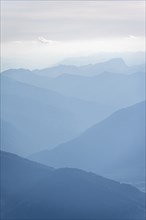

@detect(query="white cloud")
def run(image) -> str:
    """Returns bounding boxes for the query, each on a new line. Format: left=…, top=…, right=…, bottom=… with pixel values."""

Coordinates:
left=1, top=1, right=145, bottom=42
left=128, top=35, right=137, bottom=39
left=38, top=37, right=53, bottom=45
left=1, top=1, right=145, bottom=70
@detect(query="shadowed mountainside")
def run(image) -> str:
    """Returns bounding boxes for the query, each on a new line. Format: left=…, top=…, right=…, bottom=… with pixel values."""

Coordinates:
left=1, top=151, right=145, bottom=220
left=29, top=101, right=145, bottom=187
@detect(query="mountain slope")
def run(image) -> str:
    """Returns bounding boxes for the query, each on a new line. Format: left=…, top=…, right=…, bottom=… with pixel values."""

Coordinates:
left=1, top=75, right=114, bottom=156
left=1, top=151, right=145, bottom=219
left=30, top=101, right=145, bottom=187
left=39, top=71, right=145, bottom=107
left=2, top=74, right=114, bottom=127
left=2, top=63, right=145, bottom=108
left=62, top=53, right=145, bottom=67
left=34, top=58, right=145, bottom=77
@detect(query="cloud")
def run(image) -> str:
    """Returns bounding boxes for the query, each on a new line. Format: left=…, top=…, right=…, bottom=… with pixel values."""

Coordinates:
left=1, top=1, right=145, bottom=70
left=1, top=1, right=145, bottom=42
left=128, top=35, right=137, bottom=39
left=38, top=37, right=53, bottom=44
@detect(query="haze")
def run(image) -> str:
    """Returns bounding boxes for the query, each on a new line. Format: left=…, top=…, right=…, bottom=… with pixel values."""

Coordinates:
left=1, top=0, right=145, bottom=70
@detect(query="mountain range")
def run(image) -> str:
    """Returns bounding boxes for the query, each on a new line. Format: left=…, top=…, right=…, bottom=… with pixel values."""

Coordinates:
left=1, top=75, right=115, bottom=156
left=30, top=101, right=145, bottom=190
left=34, top=58, right=145, bottom=77
left=1, top=151, right=145, bottom=219
left=1, top=57, right=145, bottom=219
left=40, top=71, right=145, bottom=107
left=2, top=59, right=145, bottom=109
left=62, top=52, right=145, bottom=67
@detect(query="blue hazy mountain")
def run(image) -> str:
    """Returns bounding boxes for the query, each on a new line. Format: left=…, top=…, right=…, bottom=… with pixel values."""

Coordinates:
left=30, top=101, right=145, bottom=188
left=35, top=71, right=145, bottom=107
left=1, top=119, right=33, bottom=155
left=2, top=65, right=145, bottom=108
left=1, top=75, right=114, bottom=156
left=1, top=151, right=145, bottom=219
left=34, top=58, right=145, bottom=77
left=62, top=52, right=146, bottom=67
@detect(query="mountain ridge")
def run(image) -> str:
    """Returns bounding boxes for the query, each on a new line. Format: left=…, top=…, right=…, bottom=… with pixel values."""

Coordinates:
left=1, top=150, right=145, bottom=219
left=1, top=75, right=115, bottom=155
left=29, top=101, right=145, bottom=188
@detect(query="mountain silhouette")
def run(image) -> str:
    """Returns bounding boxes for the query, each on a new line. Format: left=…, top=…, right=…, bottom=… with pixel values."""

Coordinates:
left=38, top=71, right=145, bottom=107
left=62, top=52, right=145, bottom=67
left=1, top=151, right=145, bottom=219
left=2, top=60, right=145, bottom=108
left=34, top=58, right=145, bottom=77
left=1, top=75, right=114, bottom=156
left=30, top=101, right=145, bottom=188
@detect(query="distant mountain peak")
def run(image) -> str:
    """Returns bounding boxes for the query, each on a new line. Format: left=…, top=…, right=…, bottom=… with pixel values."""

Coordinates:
left=107, top=58, right=126, bottom=64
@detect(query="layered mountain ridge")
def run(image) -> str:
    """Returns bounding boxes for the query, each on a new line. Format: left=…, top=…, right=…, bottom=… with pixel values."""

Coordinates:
left=30, top=101, right=145, bottom=189
left=1, top=151, right=145, bottom=220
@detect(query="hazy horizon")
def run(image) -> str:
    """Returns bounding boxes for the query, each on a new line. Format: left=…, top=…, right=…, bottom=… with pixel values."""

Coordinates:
left=1, top=0, right=145, bottom=71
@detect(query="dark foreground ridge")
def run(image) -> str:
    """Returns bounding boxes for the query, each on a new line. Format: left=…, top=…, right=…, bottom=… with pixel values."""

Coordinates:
left=1, top=151, right=145, bottom=219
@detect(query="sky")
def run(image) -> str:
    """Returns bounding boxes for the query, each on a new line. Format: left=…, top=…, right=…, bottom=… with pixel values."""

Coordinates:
left=1, top=0, right=145, bottom=70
